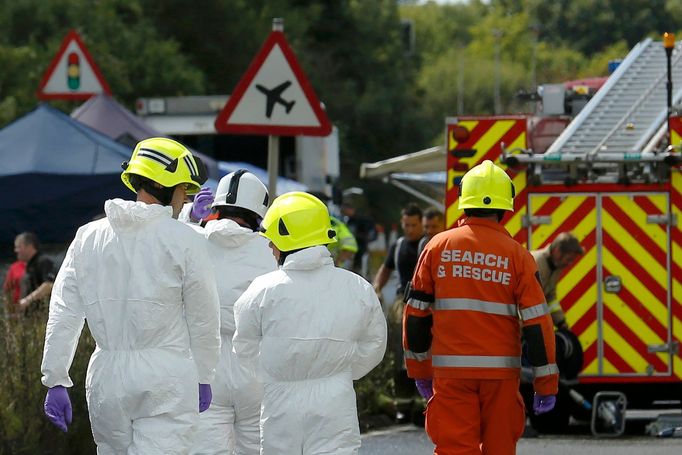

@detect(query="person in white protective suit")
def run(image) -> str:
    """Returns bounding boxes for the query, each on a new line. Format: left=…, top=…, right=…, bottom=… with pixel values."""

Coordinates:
left=233, top=192, right=387, bottom=455
left=40, top=137, right=221, bottom=454
left=190, top=169, right=278, bottom=455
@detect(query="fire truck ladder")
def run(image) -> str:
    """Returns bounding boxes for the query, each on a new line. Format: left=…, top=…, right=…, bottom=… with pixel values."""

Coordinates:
left=545, top=38, right=682, bottom=160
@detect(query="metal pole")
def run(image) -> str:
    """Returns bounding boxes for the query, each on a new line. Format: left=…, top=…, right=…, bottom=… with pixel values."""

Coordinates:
left=267, top=17, right=283, bottom=202
left=663, top=32, right=675, bottom=146
left=267, top=135, right=279, bottom=202
left=666, top=46, right=673, bottom=146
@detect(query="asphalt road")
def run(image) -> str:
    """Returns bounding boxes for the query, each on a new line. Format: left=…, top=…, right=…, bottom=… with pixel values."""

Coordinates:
left=359, top=425, right=682, bottom=455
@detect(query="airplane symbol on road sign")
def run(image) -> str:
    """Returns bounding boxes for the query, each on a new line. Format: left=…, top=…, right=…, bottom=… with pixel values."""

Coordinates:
left=256, top=81, right=295, bottom=118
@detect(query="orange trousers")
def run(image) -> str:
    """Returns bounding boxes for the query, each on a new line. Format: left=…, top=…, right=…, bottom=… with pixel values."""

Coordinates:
left=425, top=377, right=525, bottom=455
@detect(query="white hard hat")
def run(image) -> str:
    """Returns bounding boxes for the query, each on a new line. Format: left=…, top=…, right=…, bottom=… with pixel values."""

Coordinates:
left=211, top=169, right=269, bottom=218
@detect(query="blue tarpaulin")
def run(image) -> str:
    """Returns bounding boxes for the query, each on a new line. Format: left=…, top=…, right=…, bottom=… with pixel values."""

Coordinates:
left=0, top=104, right=135, bottom=243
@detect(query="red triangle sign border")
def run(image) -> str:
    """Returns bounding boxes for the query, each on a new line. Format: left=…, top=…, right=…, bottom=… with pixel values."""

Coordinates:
left=214, top=30, right=332, bottom=136
left=37, top=29, right=112, bottom=101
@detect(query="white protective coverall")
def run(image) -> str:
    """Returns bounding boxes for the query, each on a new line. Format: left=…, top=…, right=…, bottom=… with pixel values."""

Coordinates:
left=233, top=246, right=387, bottom=455
left=191, top=219, right=277, bottom=455
left=41, top=199, right=221, bottom=455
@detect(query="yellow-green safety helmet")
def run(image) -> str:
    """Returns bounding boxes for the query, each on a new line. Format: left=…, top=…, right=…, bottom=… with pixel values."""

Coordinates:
left=260, top=192, right=337, bottom=252
left=458, top=160, right=515, bottom=211
left=121, top=137, right=207, bottom=195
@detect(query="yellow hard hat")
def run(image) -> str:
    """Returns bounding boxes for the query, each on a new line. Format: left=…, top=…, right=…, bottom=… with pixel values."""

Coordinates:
left=121, top=137, right=207, bottom=195
left=260, top=192, right=337, bottom=252
left=458, top=160, right=515, bottom=211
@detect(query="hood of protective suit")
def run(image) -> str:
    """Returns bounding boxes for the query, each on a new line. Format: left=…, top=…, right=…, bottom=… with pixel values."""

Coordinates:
left=281, top=245, right=334, bottom=271
left=204, top=218, right=257, bottom=248
left=105, top=198, right=173, bottom=232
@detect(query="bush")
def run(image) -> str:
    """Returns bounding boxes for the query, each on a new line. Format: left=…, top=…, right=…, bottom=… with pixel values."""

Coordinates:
left=354, top=350, right=399, bottom=432
left=0, top=299, right=96, bottom=454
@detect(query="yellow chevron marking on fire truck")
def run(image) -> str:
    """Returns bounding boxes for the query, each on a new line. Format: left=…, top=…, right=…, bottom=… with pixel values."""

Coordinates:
left=602, top=358, right=617, bottom=374
left=560, top=246, right=596, bottom=296
left=564, top=281, right=597, bottom=325
left=610, top=195, right=667, bottom=251
left=602, top=248, right=667, bottom=326
left=446, top=200, right=460, bottom=228
left=504, top=172, right=527, bottom=240
left=447, top=168, right=457, bottom=192
left=674, top=241, right=682, bottom=272
left=602, top=211, right=666, bottom=286
left=532, top=196, right=589, bottom=247
left=673, top=169, right=682, bottom=192
left=578, top=320, right=598, bottom=374
left=569, top=207, right=596, bottom=244
left=606, top=293, right=665, bottom=346
left=647, top=194, right=668, bottom=215
left=448, top=120, right=479, bottom=151
left=672, top=129, right=681, bottom=147
left=603, top=323, right=648, bottom=373
left=468, top=120, right=517, bottom=165
left=530, top=194, right=550, bottom=209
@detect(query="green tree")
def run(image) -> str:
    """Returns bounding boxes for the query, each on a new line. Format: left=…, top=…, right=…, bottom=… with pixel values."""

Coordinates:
left=0, top=0, right=205, bottom=125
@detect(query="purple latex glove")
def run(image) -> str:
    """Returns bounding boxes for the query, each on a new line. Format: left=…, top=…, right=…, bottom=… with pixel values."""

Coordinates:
left=190, top=188, right=214, bottom=221
left=415, top=378, right=434, bottom=400
left=533, top=393, right=556, bottom=415
left=199, top=383, right=212, bottom=413
left=44, top=386, right=72, bottom=432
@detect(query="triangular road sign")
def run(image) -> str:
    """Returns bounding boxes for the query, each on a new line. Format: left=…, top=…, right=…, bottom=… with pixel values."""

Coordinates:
left=215, top=30, right=331, bottom=136
left=37, top=30, right=112, bottom=101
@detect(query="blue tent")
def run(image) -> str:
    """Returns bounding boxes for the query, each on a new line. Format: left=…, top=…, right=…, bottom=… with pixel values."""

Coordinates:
left=0, top=104, right=135, bottom=243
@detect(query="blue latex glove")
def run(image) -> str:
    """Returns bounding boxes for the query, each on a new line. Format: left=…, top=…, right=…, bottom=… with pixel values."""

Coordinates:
left=190, top=188, right=214, bottom=221
left=533, top=393, right=556, bottom=415
left=199, top=383, right=212, bottom=413
left=415, top=378, right=434, bottom=400
left=44, top=386, right=72, bottom=432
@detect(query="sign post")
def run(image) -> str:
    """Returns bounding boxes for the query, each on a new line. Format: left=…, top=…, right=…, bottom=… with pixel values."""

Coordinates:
left=214, top=18, right=331, bottom=201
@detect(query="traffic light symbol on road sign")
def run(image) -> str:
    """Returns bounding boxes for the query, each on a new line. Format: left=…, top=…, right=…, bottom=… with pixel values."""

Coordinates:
left=67, top=52, right=80, bottom=90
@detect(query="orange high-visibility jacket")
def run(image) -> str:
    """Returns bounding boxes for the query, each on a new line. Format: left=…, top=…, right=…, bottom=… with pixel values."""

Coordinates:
left=403, top=217, right=559, bottom=396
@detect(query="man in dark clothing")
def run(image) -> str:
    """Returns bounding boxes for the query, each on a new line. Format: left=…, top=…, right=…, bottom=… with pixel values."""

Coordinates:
left=373, top=204, right=424, bottom=298
left=15, top=232, right=56, bottom=313
left=372, top=203, right=424, bottom=421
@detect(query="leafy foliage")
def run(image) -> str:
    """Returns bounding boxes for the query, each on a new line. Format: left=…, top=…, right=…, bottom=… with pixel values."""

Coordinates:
left=0, top=301, right=96, bottom=454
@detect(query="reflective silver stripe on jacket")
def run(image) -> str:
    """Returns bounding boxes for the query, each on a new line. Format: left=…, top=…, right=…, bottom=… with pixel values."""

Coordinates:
left=404, top=349, right=431, bottom=362
left=520, top=302, right=550, bottom=321
left=407, top=298, right=432, bottom=310
left=435, top=298, right=517, bottom=317
left=432, top=355, right=521, bottom=368
left=533, top=363, right=559, bottom=377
